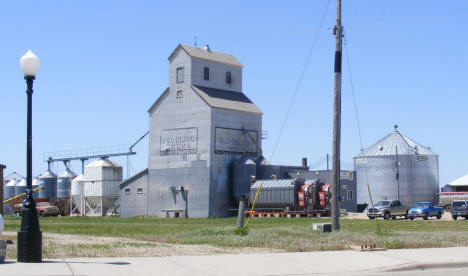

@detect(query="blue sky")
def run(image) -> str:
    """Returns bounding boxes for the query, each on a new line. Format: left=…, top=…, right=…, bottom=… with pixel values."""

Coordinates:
left=1, top=1, right=466, bottom=187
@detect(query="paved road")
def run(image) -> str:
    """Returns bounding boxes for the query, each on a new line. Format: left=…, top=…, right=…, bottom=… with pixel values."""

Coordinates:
left=1, top=246, right=468, bottom=275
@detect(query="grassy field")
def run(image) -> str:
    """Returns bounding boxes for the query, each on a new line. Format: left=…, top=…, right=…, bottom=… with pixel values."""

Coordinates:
left=4, top=216, right=468, bottom=258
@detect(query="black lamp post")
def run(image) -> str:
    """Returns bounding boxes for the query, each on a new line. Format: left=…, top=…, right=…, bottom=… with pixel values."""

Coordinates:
left=17, top=50, right=42, bottom=263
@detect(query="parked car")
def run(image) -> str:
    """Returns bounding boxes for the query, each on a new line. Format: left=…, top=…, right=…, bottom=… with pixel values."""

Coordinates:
left=36, top=202, right=59, bottom=217
left=407, top=202, right=444, bottom=220
left=367, top=200, right=408, bottom=220
left=450, top=200, right=468, bottom=220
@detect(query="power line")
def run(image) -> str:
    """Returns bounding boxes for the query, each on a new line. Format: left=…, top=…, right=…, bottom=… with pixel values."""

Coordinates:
left=343, top=33, right=381, bottom=233
left=269, top=0, right=332, bottom=162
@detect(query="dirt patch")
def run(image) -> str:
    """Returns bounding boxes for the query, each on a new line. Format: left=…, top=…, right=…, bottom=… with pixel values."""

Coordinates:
left=2, top=231, right=281, bottom=259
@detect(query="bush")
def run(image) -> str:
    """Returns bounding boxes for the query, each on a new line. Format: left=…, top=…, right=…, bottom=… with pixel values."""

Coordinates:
left=233, top=226, right=249, bottom=236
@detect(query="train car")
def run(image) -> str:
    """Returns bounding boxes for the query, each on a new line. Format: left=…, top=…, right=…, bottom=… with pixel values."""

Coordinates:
left=246, top=178, right=331, bottom=217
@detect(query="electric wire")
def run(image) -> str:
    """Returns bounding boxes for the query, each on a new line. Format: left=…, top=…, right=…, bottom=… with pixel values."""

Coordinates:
left=269, top=0, right=332, bottom=162
left=344, top=35, right=381, bottom=233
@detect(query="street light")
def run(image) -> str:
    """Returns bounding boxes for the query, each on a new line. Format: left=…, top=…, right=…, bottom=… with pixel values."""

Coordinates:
left=17, top=50, right=42, bottom=263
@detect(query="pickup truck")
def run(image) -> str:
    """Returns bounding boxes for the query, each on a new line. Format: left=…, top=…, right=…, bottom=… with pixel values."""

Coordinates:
left=367, top=200, right=408, bottom=220
left=450, top=200, right=468, bottom=220
left=407, top=202, right=444, bottom=220
left=36, top=202, right=59, bottom=217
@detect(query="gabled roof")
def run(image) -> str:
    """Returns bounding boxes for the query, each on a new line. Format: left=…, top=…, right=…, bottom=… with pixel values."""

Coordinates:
left=448, top=174, right=468, bottom=187
left=192, top=85, right=262, bottom=115
left=169, top=44, right=243, bottom=68
left=356, top=129, right=436, bottom=157
left=148, top=87, right=169, bottom=114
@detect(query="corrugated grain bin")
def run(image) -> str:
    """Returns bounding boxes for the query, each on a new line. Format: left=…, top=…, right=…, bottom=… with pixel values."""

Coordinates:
left=3, top=172, right=24, bottom=185
left=354, top=127, right=439, bottom=207
left=233, top=157, right=256, bottom=200
left=4, top=179, right=18, bottom=200
left=71, top=174, right=85, bottom=196
left=32, top=177, right=40, bottom=198
left=84, top=159, right=122, bottom=197
left=15, top=179, right=27, bottom=196
left=57, top=168, right=77, bottom=198
left=38, top=170, right=57, bottom=202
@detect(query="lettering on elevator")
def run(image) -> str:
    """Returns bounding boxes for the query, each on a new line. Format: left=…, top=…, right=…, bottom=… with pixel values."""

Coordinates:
left=160, top=127, right=198, bottom=155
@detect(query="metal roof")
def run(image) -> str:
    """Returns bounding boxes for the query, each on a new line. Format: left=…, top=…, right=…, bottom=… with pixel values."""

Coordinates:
left=39, top=170, right=57, bottom=179
left=72, top=174, right=86, bottom=182
left=169, top=44, right=243, bottom=68
left=5, top=179, right=18, bottom=186
left=251, top=179, right=295, bottom=189
left=85, top=159, right=121, bottom=168
left=448, top=174, right=468, bottom=187
left=59, top=168, right=77, bottom=178
left=356, top=129, right=436, bottom=157
left=192, top=85, right=262, bottom=114
left=4, top=172, right=25, bottom=181
left=119, top=168, right=148, bottom=187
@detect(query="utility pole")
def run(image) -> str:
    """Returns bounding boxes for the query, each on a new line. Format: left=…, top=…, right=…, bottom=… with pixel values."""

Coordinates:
left=331, top=0, right=343, bottom=231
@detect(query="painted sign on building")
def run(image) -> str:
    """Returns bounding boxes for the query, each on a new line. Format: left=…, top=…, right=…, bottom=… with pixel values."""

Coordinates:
left=160, top=127, right=198, bottom=155
left=215, top=127, right=258, bottom=155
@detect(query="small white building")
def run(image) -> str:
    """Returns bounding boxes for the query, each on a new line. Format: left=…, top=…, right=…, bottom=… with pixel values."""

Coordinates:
left=444, top=174, right=468, bottom=192
left=83, top=159, right=122, bottom=215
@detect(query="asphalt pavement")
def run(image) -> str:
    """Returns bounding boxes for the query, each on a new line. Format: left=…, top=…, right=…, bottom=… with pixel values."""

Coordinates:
left=1, top=246, right=468, bottom=275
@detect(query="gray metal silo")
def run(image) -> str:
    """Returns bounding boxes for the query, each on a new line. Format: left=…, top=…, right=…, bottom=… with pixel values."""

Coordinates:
left=32, top=177, right=40, bottom=198
left=4, top=179, right=18, bottom=200
left=57, top=168, right=77, bottom=198
left=38, top=170, right=57, bottom=204
left=233, top=156, right=257, bottom=201
left=4, top=172, right=25, bottom=184
left=354, top=126, right=439, bottom=207
left=15, top=179, right=27, bottom=196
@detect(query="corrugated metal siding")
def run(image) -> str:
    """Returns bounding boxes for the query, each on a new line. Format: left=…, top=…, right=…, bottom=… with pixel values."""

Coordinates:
left=84, top=162, right=122, bottom=197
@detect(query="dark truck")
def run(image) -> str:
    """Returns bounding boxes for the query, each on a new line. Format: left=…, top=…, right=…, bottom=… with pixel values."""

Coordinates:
left=367, top=200, right=408, bottom=220
left=450, top=200, right=468, bottom=220
left=407, top=202, right=444, bottom=220
left=439, top=192, right=468, bottom=211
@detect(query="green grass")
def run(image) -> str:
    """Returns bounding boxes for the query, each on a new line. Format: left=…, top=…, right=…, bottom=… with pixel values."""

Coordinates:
left=5, top=216, right=468, bottom=253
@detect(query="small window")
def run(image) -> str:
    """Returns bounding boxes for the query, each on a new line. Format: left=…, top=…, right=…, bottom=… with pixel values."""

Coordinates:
left=176, top=90, right=183, bottom=98
left=125, top=188, right=130, bottom=195
left=226, top=71, right=231, bottom=84
left=176, top=67, right=184, bottom=83
left=204, top=67, right=209, bottom=80
left=347, top=190, right=353, bottom=200
left=137, top=188, right=143, bottom=194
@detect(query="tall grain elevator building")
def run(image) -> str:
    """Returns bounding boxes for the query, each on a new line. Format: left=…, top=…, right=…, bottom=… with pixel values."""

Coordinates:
left=120, top=44, right=262, bottom=217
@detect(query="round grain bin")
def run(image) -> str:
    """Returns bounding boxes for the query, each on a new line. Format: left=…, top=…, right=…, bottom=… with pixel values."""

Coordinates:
left=4, top=179, right=18, bottom=200
left=57, top=168, right=77, bottom=198
left=32, top=177, right=40, bottom=198
left=233, top=157, right=257, bottom=200
left=15, top=179, right=27, bottom=196
left=354, top=127, right=439, bottom=207
left=71, top=174, right=85, bottom=214
left=38, top=170, right=57, bottom=203
left=3, top=172, right=25, bottom=185
left=71, top=174, right=85, bottom=196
